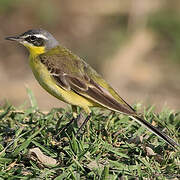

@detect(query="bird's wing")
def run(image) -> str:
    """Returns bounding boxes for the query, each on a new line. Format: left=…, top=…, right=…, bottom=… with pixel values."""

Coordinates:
left=39, top=47, right=179, bottom=149
left=39, top=47, right=136, bottom=115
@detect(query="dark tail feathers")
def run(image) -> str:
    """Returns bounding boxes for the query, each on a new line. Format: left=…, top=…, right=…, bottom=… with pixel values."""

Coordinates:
left=130, top=115, right=179, bottom=149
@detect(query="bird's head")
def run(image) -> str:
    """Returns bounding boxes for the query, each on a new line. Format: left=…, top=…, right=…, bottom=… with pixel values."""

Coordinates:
left=5, top=29, right=59, bottom=56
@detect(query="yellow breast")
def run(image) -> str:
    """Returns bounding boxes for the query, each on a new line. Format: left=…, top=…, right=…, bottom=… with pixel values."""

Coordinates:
left=29, top=55, right=96, bottom=110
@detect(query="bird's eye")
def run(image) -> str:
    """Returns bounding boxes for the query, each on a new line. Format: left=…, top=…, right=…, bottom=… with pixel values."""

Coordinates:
left=30, top=36, right=37, bottom=41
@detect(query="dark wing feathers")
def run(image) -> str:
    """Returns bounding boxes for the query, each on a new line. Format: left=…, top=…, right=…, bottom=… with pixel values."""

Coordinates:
left=64, top=75, right=135, bottom=115
left=53, top=75, right=70, bottom=90
left=65, top=75, right=88, bottom=91
left=39, top=50, right=136, bottom=115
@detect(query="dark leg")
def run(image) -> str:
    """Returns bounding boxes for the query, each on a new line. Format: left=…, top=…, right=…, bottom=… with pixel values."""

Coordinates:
left=75, top=112, right=92, bottom=137
left=55, top=114, right=80, bottom=138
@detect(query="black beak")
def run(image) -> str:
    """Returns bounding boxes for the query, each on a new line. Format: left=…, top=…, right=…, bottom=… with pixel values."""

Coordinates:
left=5, top=35, right=22, bottom=42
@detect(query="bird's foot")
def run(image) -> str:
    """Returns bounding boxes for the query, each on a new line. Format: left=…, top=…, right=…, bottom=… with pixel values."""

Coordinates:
left=75, top=112, right=92, bottom=137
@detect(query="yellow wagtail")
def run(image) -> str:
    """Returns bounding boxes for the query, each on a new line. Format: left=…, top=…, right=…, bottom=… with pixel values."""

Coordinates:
left=5, top=29, right=179, bottom=149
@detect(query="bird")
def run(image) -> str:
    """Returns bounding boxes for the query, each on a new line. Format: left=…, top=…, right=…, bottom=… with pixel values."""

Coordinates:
left=5, top=29, right=179, bottom=149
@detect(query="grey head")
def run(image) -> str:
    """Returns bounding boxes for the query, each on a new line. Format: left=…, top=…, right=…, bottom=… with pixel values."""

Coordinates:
left=5, top=29, right=59, bottom=50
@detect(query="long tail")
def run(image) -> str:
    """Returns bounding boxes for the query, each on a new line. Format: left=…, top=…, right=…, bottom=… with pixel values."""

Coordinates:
left=130, top=115, right=179, bottom=149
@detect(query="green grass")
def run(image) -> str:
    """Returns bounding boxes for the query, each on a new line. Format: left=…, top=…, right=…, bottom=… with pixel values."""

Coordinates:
left=0, top=91, right=179, bottom=179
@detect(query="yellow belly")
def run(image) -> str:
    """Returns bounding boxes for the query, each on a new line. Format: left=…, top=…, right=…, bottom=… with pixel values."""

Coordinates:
left=29, top=56, right=96, bottom=111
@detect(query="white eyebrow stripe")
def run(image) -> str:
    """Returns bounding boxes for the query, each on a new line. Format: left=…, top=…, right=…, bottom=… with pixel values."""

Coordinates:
left=23, top=34, right=48, bottom=40
left=33, top=34, right=48, bottom=40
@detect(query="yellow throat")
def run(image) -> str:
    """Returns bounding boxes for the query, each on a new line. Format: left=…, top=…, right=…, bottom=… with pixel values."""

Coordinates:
left=24, top=44, right=45, bottom=57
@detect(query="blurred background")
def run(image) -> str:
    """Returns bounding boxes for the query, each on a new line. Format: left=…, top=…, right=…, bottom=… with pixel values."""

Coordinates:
left=0, top=0, right=180, bottom=111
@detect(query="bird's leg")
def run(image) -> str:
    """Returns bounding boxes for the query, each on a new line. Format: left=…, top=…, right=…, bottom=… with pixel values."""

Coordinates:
left=55, top=105, right=80, bottom=137
left=75, top=112, right=92, bottom=137
left=57, top=114, right=80, bottom=135
left=71, top=105, right=78, bottom=120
